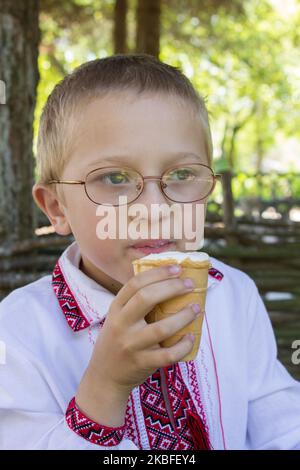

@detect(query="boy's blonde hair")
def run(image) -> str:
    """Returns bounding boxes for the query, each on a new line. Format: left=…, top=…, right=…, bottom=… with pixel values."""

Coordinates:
left=36, top=53, right=213, bottom=188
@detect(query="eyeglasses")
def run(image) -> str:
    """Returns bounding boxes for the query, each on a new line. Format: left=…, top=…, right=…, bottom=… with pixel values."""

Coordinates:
left=47, top=163, right=222, bottom=206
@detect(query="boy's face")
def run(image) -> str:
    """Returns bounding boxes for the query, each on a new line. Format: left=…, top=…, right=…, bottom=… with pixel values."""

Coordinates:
left=33, top=92, right=210, bottom=294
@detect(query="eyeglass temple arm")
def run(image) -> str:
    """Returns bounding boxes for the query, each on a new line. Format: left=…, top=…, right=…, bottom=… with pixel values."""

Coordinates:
left=47, top=180, right=85, bottom=184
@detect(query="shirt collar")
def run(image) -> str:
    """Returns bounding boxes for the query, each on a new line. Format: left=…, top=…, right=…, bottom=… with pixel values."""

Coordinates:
left=52, top=240, right=224, bottom=333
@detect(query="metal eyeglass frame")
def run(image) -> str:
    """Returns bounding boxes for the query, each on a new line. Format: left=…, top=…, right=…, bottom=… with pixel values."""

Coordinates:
left=47, top=162, right=222, bottom=206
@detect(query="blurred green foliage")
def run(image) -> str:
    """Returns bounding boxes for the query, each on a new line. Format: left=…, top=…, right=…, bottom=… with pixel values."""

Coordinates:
left=35, top=0, right=300, bottom=196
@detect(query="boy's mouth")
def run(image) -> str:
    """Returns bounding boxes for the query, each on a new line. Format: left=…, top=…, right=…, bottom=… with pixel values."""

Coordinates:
left=128, top=239, right=175, bottom=255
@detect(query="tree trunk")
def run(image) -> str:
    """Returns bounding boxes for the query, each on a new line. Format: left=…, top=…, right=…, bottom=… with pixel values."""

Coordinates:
left=0, top=0, right=40, bottom=243
left=135, top=0, right=160, bottom=58
left=114, top=0, right=128, bottom=54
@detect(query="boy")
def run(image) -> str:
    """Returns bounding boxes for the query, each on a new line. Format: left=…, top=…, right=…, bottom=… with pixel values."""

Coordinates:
left=0, top=54, right=300, bottom=450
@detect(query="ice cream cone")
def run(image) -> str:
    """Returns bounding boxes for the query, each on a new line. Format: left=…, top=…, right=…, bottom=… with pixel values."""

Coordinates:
left=132, top=251, right=211, bottom=362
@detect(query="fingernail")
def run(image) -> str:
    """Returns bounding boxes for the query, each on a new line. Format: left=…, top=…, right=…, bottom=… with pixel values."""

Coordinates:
left=168, top=265, right=181, bottom=275
left=191, top=303, right=200, bottom=314
left=184, top=278, right=194, bottom=289
left=187, top=333, right=195, bottom=343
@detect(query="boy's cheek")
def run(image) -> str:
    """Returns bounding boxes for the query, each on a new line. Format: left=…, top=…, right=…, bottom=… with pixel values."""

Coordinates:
left=81, top=239, right=123, bottom=273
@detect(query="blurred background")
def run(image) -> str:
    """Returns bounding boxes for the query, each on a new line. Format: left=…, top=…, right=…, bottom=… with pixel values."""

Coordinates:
left=0, top=0, right=300, bottom=378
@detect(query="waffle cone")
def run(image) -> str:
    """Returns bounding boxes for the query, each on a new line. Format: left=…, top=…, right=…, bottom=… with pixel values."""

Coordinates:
left=132, top=256, right=211, bottom=362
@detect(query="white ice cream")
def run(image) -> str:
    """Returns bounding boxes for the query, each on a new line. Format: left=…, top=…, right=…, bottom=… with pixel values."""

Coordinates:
left=139, top=250, right=209, bottom=263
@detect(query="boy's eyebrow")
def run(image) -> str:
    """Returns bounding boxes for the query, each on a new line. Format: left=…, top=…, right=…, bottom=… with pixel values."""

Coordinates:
left=86, top=152, right=203, bottom=168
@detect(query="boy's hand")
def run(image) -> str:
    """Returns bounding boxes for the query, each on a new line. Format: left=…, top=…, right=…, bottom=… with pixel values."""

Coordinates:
left=91, top=265, right=197, bottom=389
left=75, top=264, right=199, bottom=426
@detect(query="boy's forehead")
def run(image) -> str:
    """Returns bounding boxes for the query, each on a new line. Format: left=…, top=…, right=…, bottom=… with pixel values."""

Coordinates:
left=73, top=95, right=205, bottom=141
left=66, top=93, right=209, bottom=172
left=77, top=91, right=199, bottom=122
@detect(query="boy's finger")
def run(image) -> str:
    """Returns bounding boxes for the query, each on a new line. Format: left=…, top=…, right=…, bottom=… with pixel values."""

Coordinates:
left=132, top=303, right=200, bottom=350
left=142, top=334, right=195, bottom=370
left=120, top=277, right=195, bottom=325
left=116, top=264, right=182, bottom=307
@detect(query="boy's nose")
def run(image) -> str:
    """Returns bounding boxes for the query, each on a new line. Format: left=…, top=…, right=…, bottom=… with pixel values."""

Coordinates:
left=127, top=179, right=178, bottom=239
left=135, top=179, right=169, bottom=206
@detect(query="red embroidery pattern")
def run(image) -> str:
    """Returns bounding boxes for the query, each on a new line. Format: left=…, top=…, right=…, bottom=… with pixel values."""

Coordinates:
left=187, top=360, right=208, bottom=430
left=66, top=397, right=126, bottom=446
left=123, top=393, right=143, bottom=449
left=140, top=364, right=211, bottom=450
left=208, top=267, right=224, bottom=281
left=52, top=262, right=91, bottom=331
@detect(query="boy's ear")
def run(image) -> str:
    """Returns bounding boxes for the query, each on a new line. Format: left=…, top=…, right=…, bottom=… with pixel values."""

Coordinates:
left=32, top=183, right=72, bottom=235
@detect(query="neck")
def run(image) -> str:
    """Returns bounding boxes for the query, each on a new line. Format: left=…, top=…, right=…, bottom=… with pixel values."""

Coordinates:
left=79, top=257, right=123, bottom=295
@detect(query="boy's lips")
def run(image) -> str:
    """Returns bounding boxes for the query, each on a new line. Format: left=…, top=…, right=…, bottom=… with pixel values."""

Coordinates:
left=128, top=239, right=176, bottom=254
left=130, top=239, right=172, bottom=248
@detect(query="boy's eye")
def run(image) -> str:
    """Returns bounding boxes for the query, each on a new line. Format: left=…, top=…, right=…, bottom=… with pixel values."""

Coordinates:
left=167, top=168, right=195, bottom=181
left=100, top=171, right=131, bottom=185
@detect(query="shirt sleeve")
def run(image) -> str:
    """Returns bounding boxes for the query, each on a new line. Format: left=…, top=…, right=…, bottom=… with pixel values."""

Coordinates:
left=65, top=396, right=127, bottom=447
left=0, top=337, right=138, bottom=450
left=245, top=281, right=300, bottom=450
